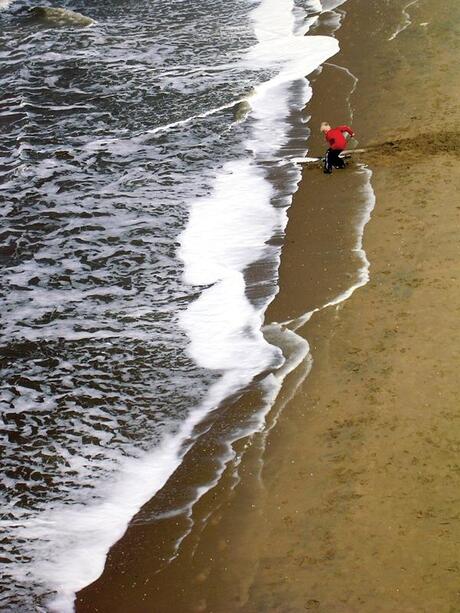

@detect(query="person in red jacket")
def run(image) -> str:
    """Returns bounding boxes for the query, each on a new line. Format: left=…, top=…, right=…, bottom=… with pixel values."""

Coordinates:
left=320, top=122, right=355, bottom=174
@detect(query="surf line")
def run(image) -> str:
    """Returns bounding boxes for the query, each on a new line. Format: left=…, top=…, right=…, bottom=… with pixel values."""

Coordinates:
left=147, top=97, right=252, bottom=136
left=388, top=0, right=418, bottom=41
left=278, top=164, right=376, bottom=334
left=140, top=0, right=364, bottom=577
left=324, top=61, right=358, bottom=122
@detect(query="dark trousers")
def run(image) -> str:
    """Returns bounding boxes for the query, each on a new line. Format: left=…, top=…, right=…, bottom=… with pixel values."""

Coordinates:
left=324, top=148, right=345, bottom=173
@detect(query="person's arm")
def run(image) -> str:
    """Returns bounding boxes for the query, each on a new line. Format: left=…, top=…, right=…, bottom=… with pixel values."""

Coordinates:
left=338, top=125, right=355, bottom=137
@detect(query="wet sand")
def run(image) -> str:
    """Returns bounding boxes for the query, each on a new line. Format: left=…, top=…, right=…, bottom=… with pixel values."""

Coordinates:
left=77, top=0, right=460, bottom=611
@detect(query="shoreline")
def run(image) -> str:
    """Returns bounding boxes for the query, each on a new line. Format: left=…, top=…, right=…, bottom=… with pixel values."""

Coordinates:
left=76, top=0, right=460, bottom=611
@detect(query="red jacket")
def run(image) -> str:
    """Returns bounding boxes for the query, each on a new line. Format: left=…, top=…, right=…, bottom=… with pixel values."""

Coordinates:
left=325, top=125, right=354, bottom=150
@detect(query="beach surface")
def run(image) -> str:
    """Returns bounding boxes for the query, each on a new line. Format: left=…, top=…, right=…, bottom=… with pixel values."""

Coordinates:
left=77, top=0, right=460, bottom=611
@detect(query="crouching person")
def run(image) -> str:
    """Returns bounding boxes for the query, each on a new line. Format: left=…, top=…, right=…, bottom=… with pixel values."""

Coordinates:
left=320, top=122, right=355, bottom=174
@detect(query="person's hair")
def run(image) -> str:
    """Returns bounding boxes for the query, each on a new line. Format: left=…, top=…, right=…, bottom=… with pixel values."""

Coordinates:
left=320, top=122, right=331, bottom=130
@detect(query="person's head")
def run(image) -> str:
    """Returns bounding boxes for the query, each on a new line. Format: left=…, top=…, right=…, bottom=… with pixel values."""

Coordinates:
left=320, top=122, right=331, bottom=133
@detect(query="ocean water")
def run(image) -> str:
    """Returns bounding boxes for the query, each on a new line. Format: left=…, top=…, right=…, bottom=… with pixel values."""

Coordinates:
left=0, top=0, right=342, bottom=610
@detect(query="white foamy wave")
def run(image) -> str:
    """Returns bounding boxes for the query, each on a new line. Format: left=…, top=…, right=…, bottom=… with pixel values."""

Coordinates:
left=180, top=271, right=281, bottom=373
left=179, top=0, right=338, bottom=374
left=179, top=161, right=277, bottom=287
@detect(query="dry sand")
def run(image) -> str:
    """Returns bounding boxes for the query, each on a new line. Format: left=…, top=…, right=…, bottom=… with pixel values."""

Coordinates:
left=246, top=138, right=460, bottom=613
left=77, top=0, right=460, bottom=611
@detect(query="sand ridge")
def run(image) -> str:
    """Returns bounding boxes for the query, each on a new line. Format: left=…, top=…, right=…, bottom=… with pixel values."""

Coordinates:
left=360, top=131, right=460, bottom=164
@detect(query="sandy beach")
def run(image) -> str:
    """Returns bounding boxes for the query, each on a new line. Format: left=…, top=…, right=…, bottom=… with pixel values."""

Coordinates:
left=77, top=0, right=460, bottom=611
